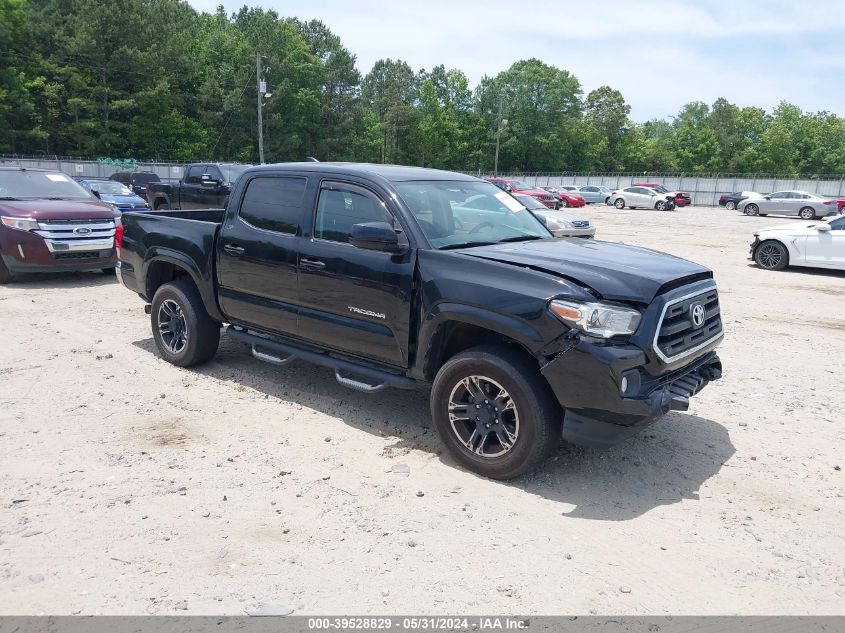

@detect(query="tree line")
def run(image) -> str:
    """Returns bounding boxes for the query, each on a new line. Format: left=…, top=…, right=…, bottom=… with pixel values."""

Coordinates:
left=2, top=0, right=845, bottom=176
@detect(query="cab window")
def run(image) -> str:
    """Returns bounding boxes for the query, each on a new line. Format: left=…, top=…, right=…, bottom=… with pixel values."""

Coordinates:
left=238, top=176, right=306, bottom=235
left=314, top=187, right=392, bottom=244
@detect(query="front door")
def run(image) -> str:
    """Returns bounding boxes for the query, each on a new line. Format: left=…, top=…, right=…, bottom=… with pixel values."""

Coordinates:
left=196, top=165, right=226, bottom=208
left=180, top=164, right=207, bottom=209
left=804, top=216, right=845, bottom=269
left=297, top=180, right=415, bottom=367
left=216, top=174, right=310, bottom=335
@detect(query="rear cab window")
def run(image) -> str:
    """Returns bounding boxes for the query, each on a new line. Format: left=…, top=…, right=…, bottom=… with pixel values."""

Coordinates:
left=237, top=176, right=307, bottom=235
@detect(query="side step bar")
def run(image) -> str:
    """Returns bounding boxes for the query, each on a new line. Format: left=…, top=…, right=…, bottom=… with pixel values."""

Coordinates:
left=226, top=326, right=417, bottom=393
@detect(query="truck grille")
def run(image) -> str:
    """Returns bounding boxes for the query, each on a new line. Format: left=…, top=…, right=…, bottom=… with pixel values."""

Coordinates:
left=654, top=287, right=722, bottom=362
left=572, top=220, right=590, bottom=228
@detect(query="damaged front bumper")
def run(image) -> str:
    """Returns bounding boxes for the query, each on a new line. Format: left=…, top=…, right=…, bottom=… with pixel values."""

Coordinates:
left=540, top=338, right=722, bottom=448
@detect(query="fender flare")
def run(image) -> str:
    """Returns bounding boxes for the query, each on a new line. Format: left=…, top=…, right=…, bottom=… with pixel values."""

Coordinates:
left=142, top=248, right=224, bottom=322
left=413, top=302, right=546, bottom=380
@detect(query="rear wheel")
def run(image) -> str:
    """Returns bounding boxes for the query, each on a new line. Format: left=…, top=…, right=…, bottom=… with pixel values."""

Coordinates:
left=745, top=203, right=759, bottom=216
left=0, top=258, right=13, bottom=284
left=604, top=197, right=610, bottom=205
left=151, top=278, right=220, bottom=367
left=725, top=201, right=736, bottom=210
left=754, top=240, right=789, bottom=271
left=799, top=207, right=816, bottom=220
left=431, top=345, right=561, bottom=480
left=614, top=198, right=625, bottom=209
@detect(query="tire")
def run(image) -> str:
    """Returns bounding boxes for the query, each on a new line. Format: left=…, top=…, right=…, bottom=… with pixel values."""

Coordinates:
left=430, top=344, right=561, bottom=480
left=604, top=197, right=610, bottom=205
left=614, top=198, right=625, bottom=209
left=155, top=200, right=171, bottom=211
left=745, top=203, right=759, bottom=216
left=562, top=199, right=570, bottom=208
left=799, top=207, right=816, bottom=220
left=655, top=200, right=668, bottom=211
left=725, top=201, right=736, bottom=210
left=754, top=240, right=789, bottom=271
left=0, top=257, right=13, bottom=284
left=150, top=278, right=220, bottom=367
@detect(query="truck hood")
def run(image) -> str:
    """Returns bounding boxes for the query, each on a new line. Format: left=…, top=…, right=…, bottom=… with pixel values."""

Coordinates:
left=456, top=238, right=711, bottom=302
left=0, top=198, right=118, bottom=220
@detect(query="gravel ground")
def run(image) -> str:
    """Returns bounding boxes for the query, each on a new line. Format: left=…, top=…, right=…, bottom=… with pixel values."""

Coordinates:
left=1, top=205, right=843, bottom=615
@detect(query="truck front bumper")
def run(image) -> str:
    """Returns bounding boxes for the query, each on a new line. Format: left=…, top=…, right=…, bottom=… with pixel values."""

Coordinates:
left=540, top=340, right=722, bottom=448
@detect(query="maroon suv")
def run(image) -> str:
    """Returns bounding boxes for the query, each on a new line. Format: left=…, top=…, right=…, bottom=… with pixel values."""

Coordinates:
left=0, top=168, right=120, bottom=283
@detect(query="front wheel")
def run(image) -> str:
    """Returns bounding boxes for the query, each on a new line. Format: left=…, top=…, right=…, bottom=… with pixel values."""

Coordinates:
left=726, top=201, right=736, bottom=210
left=431, top=345, right=561, bottom=480
left=754, top=240, right=789, bottom=271
left=614, top=198, right=625, bottom=209
left=744, top=203, right=759, bottom=216
left=799, top=207, right=816, bottom=220
left=655, top=200, right=668, bottom=211
left=151, top=278, right=220, bottom=367
left=0, top=257, right=13, bottom=284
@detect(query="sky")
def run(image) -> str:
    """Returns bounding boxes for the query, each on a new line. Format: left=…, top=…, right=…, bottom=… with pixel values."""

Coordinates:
left=186, top=0, right=845, bottom=122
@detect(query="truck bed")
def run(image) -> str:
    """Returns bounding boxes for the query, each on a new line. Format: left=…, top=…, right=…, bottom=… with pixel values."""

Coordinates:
left=118, top=208, right=226, bottom=304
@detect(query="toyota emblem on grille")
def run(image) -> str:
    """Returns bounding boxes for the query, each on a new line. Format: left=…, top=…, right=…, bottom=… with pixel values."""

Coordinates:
left=74, top=227, right=91, bottom=235
left=689, top=303, right=706, bottom=328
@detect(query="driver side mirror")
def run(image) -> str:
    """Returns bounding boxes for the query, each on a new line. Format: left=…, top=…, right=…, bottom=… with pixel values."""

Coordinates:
left=764, top=196, right=771, bottom=200
left=816, top=224, right=831, bottom=232
left=349, top=222, right=408, bottom=254
left=200, top=175, right=220, bottom=187
left=533, top=213, right=548, bottom=226
left=91, top=189, right=101, bottom=199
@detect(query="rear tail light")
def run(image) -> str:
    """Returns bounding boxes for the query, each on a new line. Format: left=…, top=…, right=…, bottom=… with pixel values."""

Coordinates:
left=823, top=200, right=834, bottom=205
left=115, top=221, right=124, bottom=259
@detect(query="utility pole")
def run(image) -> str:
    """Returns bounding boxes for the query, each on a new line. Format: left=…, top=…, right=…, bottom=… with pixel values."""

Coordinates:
left=494, top=94, right=507, bottom=177
left=256, top=52, right=265, bottom=164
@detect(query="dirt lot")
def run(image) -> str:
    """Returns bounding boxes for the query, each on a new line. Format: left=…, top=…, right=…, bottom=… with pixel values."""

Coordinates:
left=1, top=205, right=843, bottom=615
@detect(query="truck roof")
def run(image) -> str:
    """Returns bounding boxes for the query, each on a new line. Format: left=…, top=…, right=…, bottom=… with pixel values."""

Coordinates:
left=249, top=162, right=479, bottom=183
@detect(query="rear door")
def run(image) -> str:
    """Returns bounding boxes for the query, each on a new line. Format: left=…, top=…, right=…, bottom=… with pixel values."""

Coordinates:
left=195, top=165, right=226, bottom=208
left=297, top=179, right=415, bottom=367
left=216, top=173, right=311, bottom=335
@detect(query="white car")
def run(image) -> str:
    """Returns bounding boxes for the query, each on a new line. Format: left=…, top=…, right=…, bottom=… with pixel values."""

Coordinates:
left=512, top=193, right=595, bottom=238
left=607, top=186, right=676, bottom=211
left=750, top=214, right=845, bottom=271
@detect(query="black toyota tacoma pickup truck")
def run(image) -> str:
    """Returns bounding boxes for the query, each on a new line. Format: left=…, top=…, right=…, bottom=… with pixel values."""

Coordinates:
left=117, top=163, right=723, bottom=479
left=146, top=163, right=251, bottom=211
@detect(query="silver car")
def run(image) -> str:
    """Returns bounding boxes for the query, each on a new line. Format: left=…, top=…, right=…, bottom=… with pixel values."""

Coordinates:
left=607, top=186, right=676, bottom=211
left=513, top=194, right=595, bottom=238
left=576, top=185, right=613, bottom=204
left=738, top=190, right=839, bottom=220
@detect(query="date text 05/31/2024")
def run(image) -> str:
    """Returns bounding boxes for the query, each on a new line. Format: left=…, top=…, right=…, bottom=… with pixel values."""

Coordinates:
left=307, top=617, right=530, bottom=630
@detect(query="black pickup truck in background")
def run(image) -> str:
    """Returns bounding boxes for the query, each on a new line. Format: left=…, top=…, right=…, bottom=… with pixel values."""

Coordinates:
left=117, top=163, right=724, bottom=479
left=145, top=163, right=251, bottom=210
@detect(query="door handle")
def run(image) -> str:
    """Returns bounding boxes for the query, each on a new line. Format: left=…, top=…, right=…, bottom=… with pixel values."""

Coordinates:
left=223, top=244, right=245, bottom=257
left=300, top=257, right=326, bottom=270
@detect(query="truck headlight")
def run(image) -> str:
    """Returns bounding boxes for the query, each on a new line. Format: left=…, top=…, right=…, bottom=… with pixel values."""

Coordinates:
left=550, top=299, right=641, bottom=338
left=1, top=216, right=39, bottom=231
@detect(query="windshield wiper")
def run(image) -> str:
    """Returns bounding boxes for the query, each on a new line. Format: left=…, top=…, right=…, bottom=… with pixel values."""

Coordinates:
left=438, top=240, right=498, bottom=250
left=496, top=235, right=546, bottom=244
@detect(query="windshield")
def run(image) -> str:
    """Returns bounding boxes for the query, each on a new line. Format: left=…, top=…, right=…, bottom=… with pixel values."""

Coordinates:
left=651, top=185, right=669, bottom=193
left=395, top=180, right=551, bottom=249
left=513, top=194, right=547, bottom=210
left=129, top=173, right=159, bottom=184
left=508, top=180, right=532, bottom=191
left=220, top=164, right=251, bottom=183
left=85, top=181, right=132, bottom=195
left=0, top=170, right=92, bottom=200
